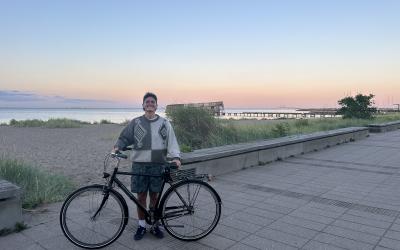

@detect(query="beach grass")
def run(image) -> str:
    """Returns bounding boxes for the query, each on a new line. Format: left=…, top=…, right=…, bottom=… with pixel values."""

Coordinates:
left=168, top=108, right=400, bottom=151
left=0, top=157, right=76, bottom=209
left=9, top=118, right=90, bottom=128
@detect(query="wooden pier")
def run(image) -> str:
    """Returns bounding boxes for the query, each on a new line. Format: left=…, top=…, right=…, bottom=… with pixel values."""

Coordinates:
left=222, top=111, right=340, bottom=119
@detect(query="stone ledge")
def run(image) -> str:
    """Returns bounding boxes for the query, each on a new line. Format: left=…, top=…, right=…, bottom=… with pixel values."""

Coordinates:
left=182, top=127, right=368, bottom=164
left=0, top=179, right=22, bottom=230
left=368, top=120, right=400, bottom=133
left=181, top=127, right=369, bottom=176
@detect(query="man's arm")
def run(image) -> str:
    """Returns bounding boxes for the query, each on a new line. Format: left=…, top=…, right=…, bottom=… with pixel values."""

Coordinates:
left=166, top=121, right=181, bottom=167
left=114, top=120, right=135, bottom=151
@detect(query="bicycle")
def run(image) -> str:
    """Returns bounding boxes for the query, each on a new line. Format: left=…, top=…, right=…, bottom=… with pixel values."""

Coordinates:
left=59, top=149, right=222, bottom=249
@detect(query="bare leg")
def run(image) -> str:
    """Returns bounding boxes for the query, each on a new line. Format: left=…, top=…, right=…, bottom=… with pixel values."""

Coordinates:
left=149, top=192, right=159, bottom=210
left=137, top=192, right=147, bottom=220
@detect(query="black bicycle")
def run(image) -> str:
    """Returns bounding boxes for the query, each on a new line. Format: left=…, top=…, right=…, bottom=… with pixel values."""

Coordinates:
left=59, top=150, right=222, bottom=249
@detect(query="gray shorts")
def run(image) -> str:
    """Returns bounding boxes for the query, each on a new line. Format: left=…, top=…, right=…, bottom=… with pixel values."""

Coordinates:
left=131, top=163, right=164, bottom=193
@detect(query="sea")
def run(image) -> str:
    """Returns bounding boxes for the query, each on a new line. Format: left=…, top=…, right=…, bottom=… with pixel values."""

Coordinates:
left=0, top=108, right=304, bottom=124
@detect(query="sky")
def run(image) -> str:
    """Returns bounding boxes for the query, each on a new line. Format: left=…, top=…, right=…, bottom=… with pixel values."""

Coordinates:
left=0, top=0, right=399, bottom=108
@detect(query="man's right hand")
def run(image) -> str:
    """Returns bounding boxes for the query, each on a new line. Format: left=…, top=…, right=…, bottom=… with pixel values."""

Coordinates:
left=112, top=146, right=119, bottom=153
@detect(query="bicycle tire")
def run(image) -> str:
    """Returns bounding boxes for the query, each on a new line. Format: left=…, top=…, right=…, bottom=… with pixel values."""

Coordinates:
left=160, top=179, right=221, bottom=241
left=60, top=185, right=128, bottom=249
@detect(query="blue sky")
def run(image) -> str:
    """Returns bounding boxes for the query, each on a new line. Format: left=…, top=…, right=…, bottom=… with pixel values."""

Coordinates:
left=1, top=0, right=399, bottom=108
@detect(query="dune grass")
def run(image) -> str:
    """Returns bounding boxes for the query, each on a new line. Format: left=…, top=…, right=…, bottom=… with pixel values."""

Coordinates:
left=0, top=157, right=75, bottom=209
left=9, top=118, right=90, bottom=128
left=167, top=107, right=400, bottom=151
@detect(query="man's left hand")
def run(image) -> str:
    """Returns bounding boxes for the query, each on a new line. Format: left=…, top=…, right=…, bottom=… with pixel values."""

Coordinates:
left=172, top=159, right=181, bottom=168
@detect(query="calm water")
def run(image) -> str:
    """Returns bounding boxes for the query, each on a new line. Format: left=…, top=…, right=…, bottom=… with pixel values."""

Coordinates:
left=0, top=108, right=302, bottom=124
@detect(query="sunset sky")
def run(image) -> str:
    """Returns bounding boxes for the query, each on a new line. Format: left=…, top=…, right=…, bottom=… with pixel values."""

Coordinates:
left=0, top=0, right=399, bottom=108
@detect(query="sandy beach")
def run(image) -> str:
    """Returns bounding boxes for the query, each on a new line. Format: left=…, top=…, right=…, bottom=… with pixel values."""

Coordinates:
left=0, top=124, right=133, bottom=186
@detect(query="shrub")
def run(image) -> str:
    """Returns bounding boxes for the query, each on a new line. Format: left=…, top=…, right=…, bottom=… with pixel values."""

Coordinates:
left=337, top=94, right=377, bottom=119
left=100, top=119, right=113, bottom=124
left=271, top=123, right=290, bottom=137
left=166, top=106, right=218, bottom=149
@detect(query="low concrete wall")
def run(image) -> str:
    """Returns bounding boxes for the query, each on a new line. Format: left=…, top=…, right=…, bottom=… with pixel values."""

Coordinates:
left=181, top=127, right=369, bottom=176
left=368, top=121, right=400, bottom=133
left=0, top=179, right=22, bottom=231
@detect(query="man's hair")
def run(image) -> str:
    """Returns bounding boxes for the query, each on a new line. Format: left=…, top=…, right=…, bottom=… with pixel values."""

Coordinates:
left=143, top=92, right=157, bottom=104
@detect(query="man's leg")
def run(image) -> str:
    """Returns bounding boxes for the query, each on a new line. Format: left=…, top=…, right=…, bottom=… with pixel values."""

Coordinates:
left=134, top=191, right=148, bottom=240
left=149, top=192, right=159, bottom=209
left=137, top=192, right=148, bottom=220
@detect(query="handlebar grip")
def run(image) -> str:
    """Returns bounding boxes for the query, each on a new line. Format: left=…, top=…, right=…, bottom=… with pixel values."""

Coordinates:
left=113, top=152, right=128, bottom=159
left=119, top=154, right=128, bottom=159
left=122, top=146, right=133, bottom=151
left=168, top=162, right=179, bottom=170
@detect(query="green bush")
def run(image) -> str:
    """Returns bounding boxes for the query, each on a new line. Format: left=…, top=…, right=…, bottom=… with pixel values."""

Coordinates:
left=167, top=106, right=218, bottom=149
left=100, top=119, right=113, bottom=124
left=337, top=94, right=377, bottom=119
left=271, top=122, right=290, bottom=137
left=0, top=158, right=75, bottom=208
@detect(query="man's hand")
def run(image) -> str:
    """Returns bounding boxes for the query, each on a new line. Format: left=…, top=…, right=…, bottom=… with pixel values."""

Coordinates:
left=172, top=159, right=181, bottom=168
left=112, top=146, right=119, bottom=153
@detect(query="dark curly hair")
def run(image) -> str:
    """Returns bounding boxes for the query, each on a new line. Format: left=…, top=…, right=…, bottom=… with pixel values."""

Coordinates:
left=142, top=92, right=157, bottom=104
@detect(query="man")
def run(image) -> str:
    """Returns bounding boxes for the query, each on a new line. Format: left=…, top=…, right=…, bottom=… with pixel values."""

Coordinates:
left=113, top=92, right=181, bottom=240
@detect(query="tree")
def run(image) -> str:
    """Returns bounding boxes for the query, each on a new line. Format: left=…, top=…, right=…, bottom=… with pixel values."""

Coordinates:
left=337, top=94, right=377, bottom=119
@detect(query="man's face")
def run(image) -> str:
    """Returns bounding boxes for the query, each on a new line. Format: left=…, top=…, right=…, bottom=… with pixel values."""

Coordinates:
left=143, top=97, right=157, bottom=112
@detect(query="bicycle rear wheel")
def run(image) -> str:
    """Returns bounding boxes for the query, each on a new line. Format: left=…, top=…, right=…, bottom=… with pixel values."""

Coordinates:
left=160, top=180, right=221, bottom=241
left=60, top=185, right=128, bottom=249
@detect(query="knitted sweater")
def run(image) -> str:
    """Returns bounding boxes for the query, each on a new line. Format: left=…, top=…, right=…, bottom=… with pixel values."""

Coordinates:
left=115, top=115, right=181, bottom=163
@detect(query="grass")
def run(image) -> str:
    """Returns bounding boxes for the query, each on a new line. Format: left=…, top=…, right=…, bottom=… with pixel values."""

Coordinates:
left=170, top=110, right=400, bottom=151
left=0, top=157, right=76, bottom=209
left=9, top=118, right=90, bottom=128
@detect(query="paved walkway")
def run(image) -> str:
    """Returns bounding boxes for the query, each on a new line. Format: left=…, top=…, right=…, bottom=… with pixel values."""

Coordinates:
left=1, top=130, right=400, bottom=250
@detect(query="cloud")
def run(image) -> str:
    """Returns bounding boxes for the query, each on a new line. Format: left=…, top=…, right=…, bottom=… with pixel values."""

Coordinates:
left=0, top=90, right=128, bottom=108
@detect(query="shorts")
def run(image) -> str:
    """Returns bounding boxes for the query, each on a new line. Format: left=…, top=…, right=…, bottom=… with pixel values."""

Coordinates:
left=131, top=163, right=164, bottom=193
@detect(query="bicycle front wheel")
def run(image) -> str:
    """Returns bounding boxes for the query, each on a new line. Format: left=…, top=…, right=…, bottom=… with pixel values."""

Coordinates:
left=60, top=185, right=128, bottom=249
left=160, top=180, right=221, bottom=241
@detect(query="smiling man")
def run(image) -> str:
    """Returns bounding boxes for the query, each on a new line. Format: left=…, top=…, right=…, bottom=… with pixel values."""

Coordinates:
left=113, top=92, right=181, bottom=240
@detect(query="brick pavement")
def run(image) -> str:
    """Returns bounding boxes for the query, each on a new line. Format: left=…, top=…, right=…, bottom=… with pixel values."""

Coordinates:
left=1, top=129, right=400, bottom=250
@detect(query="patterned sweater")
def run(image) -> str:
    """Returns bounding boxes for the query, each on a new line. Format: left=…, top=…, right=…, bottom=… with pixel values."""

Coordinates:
left=115, top=115, right=181, bottom=163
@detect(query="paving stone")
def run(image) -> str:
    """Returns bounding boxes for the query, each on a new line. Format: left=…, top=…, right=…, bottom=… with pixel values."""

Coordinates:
left=383, top=230, right=400, bottom=240
left=390, top=223, right=400, bottom=232
left=228, top=211, right=275, bottom=226
left=314, top=232, right=375, bottom=250
left=0, top=232, right=38, bottom=250
left=331, top=219, right=387, bottom=236
left=279, top=215, right=326, bottom=231
left=227, top=242, right=259, bottom=250
left=345, top=209, right=396, bottom=223
left=323, top=225, right=381, bottom=245
left=220, top=216, right=263, bottom=233
left=268, top=220, right=319, bottom=239
left=339, top=214, right=392, bottom=229
left=244, top=206, right=286, bottom=220
left=378, top=237, right=400, bottom=249
left=212, top=224, right=250, bottom=241
left=198, top=233, right=236, bottom=250
left=301, top=240, right=346, bottom=250
left=289, top=210, right=335, bottom=224
left=252, top=201, right=294, bottom=214
left=255, top=227, right=310, bottom=248
left=241, top=235, right=298, bottom=250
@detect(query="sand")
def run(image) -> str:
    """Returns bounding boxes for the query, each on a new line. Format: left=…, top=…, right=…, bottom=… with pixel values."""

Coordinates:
left=0, top=124, right=133, bottom=186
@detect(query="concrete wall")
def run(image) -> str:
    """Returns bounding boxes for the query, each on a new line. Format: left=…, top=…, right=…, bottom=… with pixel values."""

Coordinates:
left=181, top=127, right=369, bottom=176
left=0, top=179, right=22, bottom=230
left=368, top=121, right=400, bottom=133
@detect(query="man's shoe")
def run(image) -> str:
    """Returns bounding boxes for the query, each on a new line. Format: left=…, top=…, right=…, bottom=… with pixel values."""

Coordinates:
left=150, top=226, right=164, bottom=239
left=134, top=226, right=146, bottom=241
